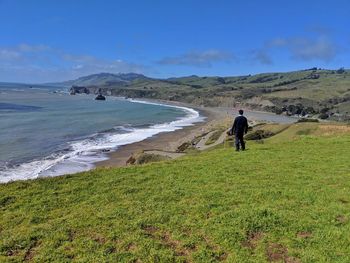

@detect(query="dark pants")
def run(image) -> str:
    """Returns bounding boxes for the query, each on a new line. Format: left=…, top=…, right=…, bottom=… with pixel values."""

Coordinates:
left=235, top=132, right=245, bottom=151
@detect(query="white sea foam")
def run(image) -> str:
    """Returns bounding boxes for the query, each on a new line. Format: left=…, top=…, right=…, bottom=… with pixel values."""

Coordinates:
left=0, top=99, right=204, bottom=183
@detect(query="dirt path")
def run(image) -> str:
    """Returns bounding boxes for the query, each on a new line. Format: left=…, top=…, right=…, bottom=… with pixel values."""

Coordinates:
left=195, top=131, right=216, bottom=150
left=140, top=130, right=228, bottom=161
left=195, top=130, right=227, bottom=150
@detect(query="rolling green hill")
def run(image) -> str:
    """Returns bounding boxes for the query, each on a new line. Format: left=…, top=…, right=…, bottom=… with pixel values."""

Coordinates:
left=69, top=68, right=350, bottom=121
left=1, top=123, right=350, bottom=262
left=48, top=73, right=149, bottom=87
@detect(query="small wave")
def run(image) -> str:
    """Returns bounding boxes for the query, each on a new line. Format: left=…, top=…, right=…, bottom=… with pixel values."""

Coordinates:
left=29, top=87, right=48, bottom=91
left=0, top=100, right=204, bottom=183
left=100, top=125, right=135, bottom=134
left=0, top=103, right=42, bottom=112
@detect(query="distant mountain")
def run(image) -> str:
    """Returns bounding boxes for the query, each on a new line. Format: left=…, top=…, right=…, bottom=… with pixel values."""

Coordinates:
left=48, top=72, right=150, bottom=87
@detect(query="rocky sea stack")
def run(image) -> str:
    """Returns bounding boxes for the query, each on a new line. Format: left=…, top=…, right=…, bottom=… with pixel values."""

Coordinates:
left=95, top=94, right=106, bottom=100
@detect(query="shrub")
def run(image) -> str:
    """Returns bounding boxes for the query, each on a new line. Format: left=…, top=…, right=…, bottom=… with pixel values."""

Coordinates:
left=245, top=130, right=275, bottom=140
left=320, top=107, right=330, bottom=114
left=297, top=118, right=319, bottom=123
left=177, top=142, right=191, bottom=152
left=136, top=153, right=169, bottom=164
left=319, top=113, right=329, bottom=119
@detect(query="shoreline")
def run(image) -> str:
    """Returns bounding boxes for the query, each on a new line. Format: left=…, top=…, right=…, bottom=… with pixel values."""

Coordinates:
left=0, top=97, right=298, bottom=183
left=0, top=98, right=207, bottom=183
left=95, top=99, right=297, bottom=168
left=96, top=104, right=230, bottom=167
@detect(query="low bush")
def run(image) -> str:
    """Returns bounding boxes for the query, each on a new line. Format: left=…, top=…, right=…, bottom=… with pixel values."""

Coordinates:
left=297, top=118, right=319, bottom=123
left=245, top=129, right=275, bottom=140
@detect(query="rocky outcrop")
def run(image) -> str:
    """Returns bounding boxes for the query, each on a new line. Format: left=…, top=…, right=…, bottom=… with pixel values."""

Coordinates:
left=69, top=86, right=91, bottom=94
left=69, top=85, right=162, bottom=99
left=95, top=94, right=106, bottom=100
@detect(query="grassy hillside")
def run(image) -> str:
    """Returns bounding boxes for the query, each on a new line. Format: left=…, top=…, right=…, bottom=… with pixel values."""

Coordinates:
left=70, top=68, right=350, bottom=121
left=49, top=73, right=149, bottom=87
left=1, top=123, right=350, bottom=262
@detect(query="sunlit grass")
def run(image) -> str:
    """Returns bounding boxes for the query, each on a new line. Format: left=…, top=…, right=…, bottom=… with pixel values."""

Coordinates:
left=1, top=125, right=350, bottom=262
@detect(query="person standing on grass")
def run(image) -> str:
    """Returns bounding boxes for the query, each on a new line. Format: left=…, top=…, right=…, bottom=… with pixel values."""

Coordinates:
left=230, top=109, right=249, bottom=151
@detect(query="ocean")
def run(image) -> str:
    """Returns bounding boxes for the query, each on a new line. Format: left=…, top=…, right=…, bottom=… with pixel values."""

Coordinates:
left=0, top=84, right=203, bottom=183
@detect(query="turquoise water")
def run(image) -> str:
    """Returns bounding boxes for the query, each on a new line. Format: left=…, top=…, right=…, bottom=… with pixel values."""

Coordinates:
left=0, top=84, right=202, bottom=183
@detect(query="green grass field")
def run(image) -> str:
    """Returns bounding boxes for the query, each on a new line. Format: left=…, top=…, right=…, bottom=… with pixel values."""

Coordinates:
left=1, top=124, right=350, bottom=262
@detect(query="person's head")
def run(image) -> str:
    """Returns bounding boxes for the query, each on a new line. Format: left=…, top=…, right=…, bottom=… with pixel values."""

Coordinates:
left=239, top=109, right=244, bottom=115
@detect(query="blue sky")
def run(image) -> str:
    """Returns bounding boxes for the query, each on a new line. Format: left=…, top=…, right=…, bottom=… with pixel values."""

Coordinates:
left=0, top=0, right=349, bottom=83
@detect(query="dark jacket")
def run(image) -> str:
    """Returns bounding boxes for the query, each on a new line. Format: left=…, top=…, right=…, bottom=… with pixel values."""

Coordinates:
left=232, top=115, right=248, bottom=134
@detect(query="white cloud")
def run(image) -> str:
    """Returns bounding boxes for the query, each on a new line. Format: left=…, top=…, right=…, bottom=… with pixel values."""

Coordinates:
left=0, top=49, right=21, bottom=60
left=158, top=49, right=235, bottom=67
left=0, top=44, right=52, bottom=62
left=62, top=54, right=145, bottom=77
left=72, top=64, right=83, bottom=69
left=267, top=38, right=288, bottom=48
left=251, top=49, right=273, bottom=65
left=17, top=44, right=51, bottom=52
left=288, top=37, right=337, bottom=61
left=267, top=35, right=338, bottom=62
left=0, top=44, right=147, bottom=83
left=252, top=29, right=339, bottom=65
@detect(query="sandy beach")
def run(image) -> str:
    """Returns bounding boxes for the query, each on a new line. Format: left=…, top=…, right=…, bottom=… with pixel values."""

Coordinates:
left=96, top=99, right=297, bottom=168
left=96, top=104, right=231, bottom=167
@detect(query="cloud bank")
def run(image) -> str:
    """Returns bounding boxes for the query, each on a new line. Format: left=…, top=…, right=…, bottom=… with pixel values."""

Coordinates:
left=254, top=29, right=339, bottom=65
left=267, top=36, right=337, bottom=62
left=157, top=50, right=235, bottom=67
left=0, top=44, right=146, bottom=83
left=0, top=28, right=343, bottom=83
